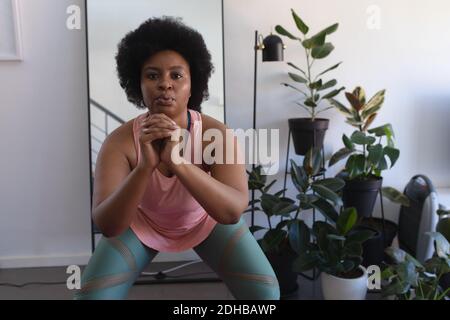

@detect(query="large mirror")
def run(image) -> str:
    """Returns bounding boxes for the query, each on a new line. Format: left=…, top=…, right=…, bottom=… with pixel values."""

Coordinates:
left=86, top=0, right=225, bottom=254
left=87, top=0, right=224, bottom=174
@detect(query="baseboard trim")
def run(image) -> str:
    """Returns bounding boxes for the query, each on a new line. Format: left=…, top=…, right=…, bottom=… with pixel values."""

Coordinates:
left=0, top=250, right=200, bottom=269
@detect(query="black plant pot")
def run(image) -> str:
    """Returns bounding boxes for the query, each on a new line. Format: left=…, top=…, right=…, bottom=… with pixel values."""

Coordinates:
left=359, top=217, right=399, bottom=267
left=343, top=176, right=383, bottom=218
left=288, top=118, right=329, bottom=156
left=265, top=244, right=298, bottom=298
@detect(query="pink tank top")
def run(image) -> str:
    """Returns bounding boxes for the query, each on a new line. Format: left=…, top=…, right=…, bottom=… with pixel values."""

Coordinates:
left=130, top=109, right=218, bottom=252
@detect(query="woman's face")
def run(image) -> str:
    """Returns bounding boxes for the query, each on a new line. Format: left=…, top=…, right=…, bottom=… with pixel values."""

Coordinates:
left=140, top=50, right=191, bottom=118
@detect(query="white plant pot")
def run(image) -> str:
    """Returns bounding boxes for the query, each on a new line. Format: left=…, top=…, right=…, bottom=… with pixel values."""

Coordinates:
left=321, top=266, right=368, bottom=300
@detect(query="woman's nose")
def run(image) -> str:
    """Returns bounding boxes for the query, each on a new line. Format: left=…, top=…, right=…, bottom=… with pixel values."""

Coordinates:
left=158, top=76, right=173, bottom=90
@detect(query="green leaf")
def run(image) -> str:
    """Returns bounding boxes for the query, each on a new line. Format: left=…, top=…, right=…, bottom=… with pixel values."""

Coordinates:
left=385, top=247, right=407, bottom=263
left=361, top=89, right=385, bottom=112
left=309, top=79, right=323, bottom=90
left=311, top=184, right=343, bottom=206
left=275, top=220, right=292, bottom=230
left=350, top=131, right=376, bottom=145
left=337, top=207, right=358, bottom=235
left=297, top=193, right=319, bottom=205
left=275, top=25, right=299, bottom=40
left=291, top=9, right=309, bottom=34
left=346, top=229, right=375, bottom=244
left=289, top=220, right=310, bottom=254
left=398, top=261, right=419, bottom=287
left=287, top=62, right=307, bottom=76
left=288, top=72, right=307, bottom=83
left=260, top=193, right=279, bottom=216
left=346, top=154, right=365, bottom=179
left=368, top=123, right=394, bottom=137
left=311, top=43, right=334, bottom=59
left=312, top=178, right=345, bottom=192
left=361, top=103, right=382, bottom=120
left=290, top=159, right=308, bottom=192
left=328, top=234, right=346, bottom=241
left=293, top=252, right=318, bottom=272
left=329, top=98, right=352, bottom=116
left=343, top=242, right=363, bottom=257
left=345, top=118, right=364, bottom=127
left=367, top=144, right=383, bottom=166
left=382, top=187, right=410, bottom=206
left=329, top=147, right=354, bottom=167
left=318, top=79, right=337, bottom=91
left=317, top=62, right=342, bottom=77
left=425, top=232, right=450, bottom=258
left=302, top=32, right=325, bottom=49
left=272, top=201, right=298, bottom=216
left=309, top=198, right=339, bottom=223
left=343, top=134, right=354, bottom=150
left=262, top=229, right=287, bottom=251
left=320, top=23, right=339, bottom=36
left=322, top=86, right=345, bottom=99
left=384, top=146, right=400, bottom=167
left=377, top=156, right=388, bottom=172
left=437, top=209, right=450, bottom=216
left=304, top=98, right=317, bottom=108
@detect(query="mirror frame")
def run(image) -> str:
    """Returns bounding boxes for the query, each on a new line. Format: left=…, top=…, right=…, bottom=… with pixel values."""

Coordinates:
left=83, top=0, right=226, bottom=251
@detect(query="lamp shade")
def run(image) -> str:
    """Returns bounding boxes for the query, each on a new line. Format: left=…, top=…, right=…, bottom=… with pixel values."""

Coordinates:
left=262, top=34, right=284, bottom=62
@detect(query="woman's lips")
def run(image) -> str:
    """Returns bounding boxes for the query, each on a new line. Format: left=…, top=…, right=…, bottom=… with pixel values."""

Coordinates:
left=155, top=97, right=175, bottom=106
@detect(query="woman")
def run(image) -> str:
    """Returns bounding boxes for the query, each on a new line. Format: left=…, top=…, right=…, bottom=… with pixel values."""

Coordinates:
left=75, top=17, right=279, bottom=300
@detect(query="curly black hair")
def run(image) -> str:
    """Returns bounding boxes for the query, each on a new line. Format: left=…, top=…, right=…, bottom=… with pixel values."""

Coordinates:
left=115, top=16, right=214, bottom=112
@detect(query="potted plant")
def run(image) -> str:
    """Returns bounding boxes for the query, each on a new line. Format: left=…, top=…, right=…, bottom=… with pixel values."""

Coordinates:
left=275, top=9, right=344, bottom=155
left=437, top=208, right=450, bottom=242
left=382, top=232, right=450, bottom=300
left=293, top=207, right=375, bottom=300
left=328, top=86, right=410, bottom=266
left=246, top=148, right=345, bottom=297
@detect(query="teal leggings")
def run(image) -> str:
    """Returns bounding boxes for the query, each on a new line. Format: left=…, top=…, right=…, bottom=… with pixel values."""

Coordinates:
left=74, top=217, right=280, bottom=300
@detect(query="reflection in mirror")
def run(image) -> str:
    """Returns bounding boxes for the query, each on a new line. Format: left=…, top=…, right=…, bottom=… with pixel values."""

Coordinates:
left=87, top=0, right=224, bottom=176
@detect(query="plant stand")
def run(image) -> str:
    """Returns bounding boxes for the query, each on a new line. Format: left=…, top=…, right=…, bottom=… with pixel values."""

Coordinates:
left=282, top=127, right=326, bottom=281
left=282, top=128, right=389, bottom=281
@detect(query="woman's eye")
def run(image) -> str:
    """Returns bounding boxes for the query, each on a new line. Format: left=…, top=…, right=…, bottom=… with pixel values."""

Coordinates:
left=172, top=73, right=183, bottom=79
left=147, top=74, right=158, bottom=80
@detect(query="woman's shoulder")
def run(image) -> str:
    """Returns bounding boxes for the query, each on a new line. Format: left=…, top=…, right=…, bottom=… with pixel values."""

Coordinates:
left=200, top=113, right=228, bottom=132
left=102, top=116, right=140, bottom=169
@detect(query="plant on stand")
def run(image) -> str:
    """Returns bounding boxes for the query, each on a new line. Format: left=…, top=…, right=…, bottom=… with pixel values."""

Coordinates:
left=246, top=148, right=345, bottom=297
left=293, top=207, right=375, bottom=300
left=328, top=86, right=409, bottom=267
left=275, top=9, right=345, bottom=155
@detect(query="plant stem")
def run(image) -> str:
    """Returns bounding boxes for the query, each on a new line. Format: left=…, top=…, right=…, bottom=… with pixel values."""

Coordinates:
left=305, top=47, right=315, bottom=120
left=359, top=124, right=368, bottom=176
left=267, top=215, right=272, bottom=230
left=294, top=205, right=301, bottom=220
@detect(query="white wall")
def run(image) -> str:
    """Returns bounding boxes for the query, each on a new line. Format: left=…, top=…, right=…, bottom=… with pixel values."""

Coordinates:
left=1, top=0, right=449, bottom=268
left=225, top=0, right=450, bottom=231
left=0, top=0, right=91, bottom=268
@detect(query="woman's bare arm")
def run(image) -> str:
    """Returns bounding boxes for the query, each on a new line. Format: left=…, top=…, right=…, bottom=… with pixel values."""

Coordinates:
left=92, top=133, right=152, bottom=237
left=167, top=118, right=248, bottom=224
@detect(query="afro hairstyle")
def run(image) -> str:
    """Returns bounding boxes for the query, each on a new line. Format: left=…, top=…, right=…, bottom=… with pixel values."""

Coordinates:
left=115, top=16, right=214, bottom=112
